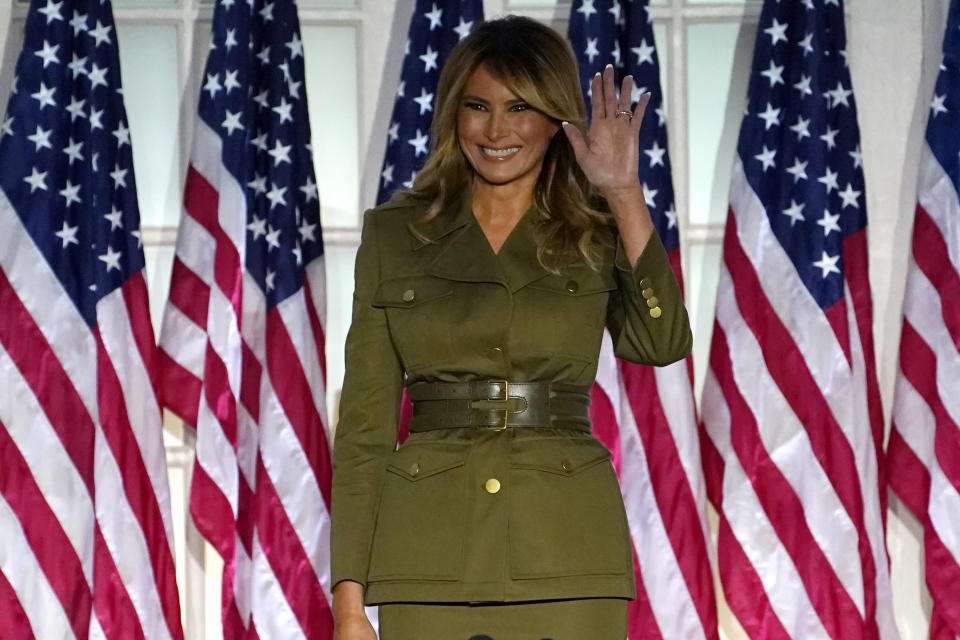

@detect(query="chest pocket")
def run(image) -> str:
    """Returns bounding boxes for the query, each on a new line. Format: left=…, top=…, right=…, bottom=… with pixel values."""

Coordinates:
left=373, top=275, right=455, bottom=368
left=517, top=268, right=617, bottom=363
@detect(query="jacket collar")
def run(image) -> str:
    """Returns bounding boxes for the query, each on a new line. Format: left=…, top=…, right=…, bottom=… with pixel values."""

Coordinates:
left=410, top=189, right=553, bottom=292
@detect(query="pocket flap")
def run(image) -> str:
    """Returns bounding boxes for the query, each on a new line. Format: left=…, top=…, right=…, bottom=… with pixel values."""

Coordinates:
left=510, top=438, right=612, bottom=476
left=526, top=270, right=616, bottom=297
left=385, top=443, right=468, bottom=481
left=373, top=276, right=454, bottom=308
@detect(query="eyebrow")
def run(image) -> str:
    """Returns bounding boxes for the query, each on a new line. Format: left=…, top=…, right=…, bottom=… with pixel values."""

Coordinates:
left=462, top=94, right=526, bottom=105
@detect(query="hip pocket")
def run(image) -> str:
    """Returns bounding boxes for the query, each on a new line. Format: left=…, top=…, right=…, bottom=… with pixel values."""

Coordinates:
left=367, top=443, right=469, bottom=581
left=507, top=438, right=630, bottom=579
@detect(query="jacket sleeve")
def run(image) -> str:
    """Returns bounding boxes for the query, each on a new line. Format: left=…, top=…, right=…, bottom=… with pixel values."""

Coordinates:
left=330, top=210, right=404, bottom=589
left=606, top=231, right=693, bottom=366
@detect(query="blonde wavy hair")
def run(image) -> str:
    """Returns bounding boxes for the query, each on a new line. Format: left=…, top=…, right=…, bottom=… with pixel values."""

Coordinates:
left=392, top=15, right=612, bottom=271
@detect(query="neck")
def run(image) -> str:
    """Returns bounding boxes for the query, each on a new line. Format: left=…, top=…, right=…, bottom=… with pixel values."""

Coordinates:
left=470, top=173, right=537, bottom=224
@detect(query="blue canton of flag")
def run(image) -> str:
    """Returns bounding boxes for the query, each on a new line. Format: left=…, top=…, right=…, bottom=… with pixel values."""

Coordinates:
left=0, top=0, right=144, bottom=326
left=926, top=0, right=960, bottom=195
left=568, top=0, right=677, bottom=254
left=376, top=0, right=484, bottom=205
left=739, top=0, right=865, bottom=311
left=200, top=0, right=323, bottom=307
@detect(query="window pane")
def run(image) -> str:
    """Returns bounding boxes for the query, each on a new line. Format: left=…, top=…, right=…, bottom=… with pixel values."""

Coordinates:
left=686, top=21, right=755, bottom=225
left=303, top=25, right=359, bottom=229
left=686, top=241, right=723, bottom=402
left=117, top=24, right=182, bottom=229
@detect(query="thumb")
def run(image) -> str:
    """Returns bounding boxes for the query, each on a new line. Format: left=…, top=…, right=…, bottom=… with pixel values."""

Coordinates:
left=561, top=121, right=589, bottom=165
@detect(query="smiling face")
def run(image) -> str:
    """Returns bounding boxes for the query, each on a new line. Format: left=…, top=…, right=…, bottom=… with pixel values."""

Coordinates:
left=456, top=64, right=561, bottom=190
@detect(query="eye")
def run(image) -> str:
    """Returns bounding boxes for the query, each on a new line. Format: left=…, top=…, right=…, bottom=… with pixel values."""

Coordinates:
left=463, top=101, right=487, bottom=111
left=509, top=102, right=530, bottom=112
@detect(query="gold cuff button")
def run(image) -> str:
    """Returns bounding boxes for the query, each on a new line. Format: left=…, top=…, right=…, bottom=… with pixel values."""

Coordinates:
left=639, top=277, right=652, bottom=289
left=484, top=478, right=501, bottom=494
left=409, top=462, right=420, bottom=477
left=649, top=306, right=662, bottom=319
left=560, top=460, right=573, bottom=472
left=642, top=287, right=655, bottom=299
left=646, top=297, right=659, bottom=309
left=402, top=289, right=415, bottom=302
left=565, top=280, right=579, bottom=294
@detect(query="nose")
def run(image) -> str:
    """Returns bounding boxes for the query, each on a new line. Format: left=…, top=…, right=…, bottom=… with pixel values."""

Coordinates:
left=483, top=110, right=508, bottom=142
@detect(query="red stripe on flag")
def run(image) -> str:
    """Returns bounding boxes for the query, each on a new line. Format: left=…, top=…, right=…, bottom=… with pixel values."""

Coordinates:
left=254, top=456, right=335, bottom=636
left=94, top=330, right=184, bottom=640
left=926, top=527, right=960, bottom=632
left=627, top=545, right=664, bottom=640
left=843, top=229, right=886, bottom=518
left=619, top=361, right=717, bottom=635
left=898, top=323, right=960, bottom=493
left=189, top=462, right=236, bottom=567
left=886, top=427, right=929, bottom=521
left=204, top=341, right=239, bottom=446
left=265, top=308, right=332, bottom=505
left=0, top=568, right=32, bottom=640
left=0, top=421, right=92, bottom=640
left=699, top=421, right=725, bottom=509
left=303, top=279, right=327, bottom=384
left=724, top=212, right=878, bottom=637
left=236, top=472, right=256, bottom=557
left=239, top=341, right=262, bottom=424
left=92, top=525, right=146, bottom=640
left=715, top=515, right=791, bottom=640
left=0, top=268, right=95, bottom=492
left=913, top=204, right=960, bottom=351
left=183, top=167, right=243, bottom=317
left=590, top=382, right=622, bottom=472
left=158, top=350, right=202, bottom=428
left=168, top=258, right=211, bottom=331
left=709, top=322, right=867, bottom=639
left=121, top=274, right=161, bottom=394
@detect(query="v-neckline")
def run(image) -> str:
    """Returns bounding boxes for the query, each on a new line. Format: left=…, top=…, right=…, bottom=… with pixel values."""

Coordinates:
left=473, top=204, right=533, bottom=258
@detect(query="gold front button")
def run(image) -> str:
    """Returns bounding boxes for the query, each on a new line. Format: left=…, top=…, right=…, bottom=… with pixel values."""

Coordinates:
left=402, top=289, right=415, bottom=302
left=646, top=296, right=659, bottom=309
left=409, top=462, right=420, bottom=477
left=649, top=306, right=662, bottom=319
left=642, top=287, right=655, bottom=299
left=484, top=478, right=501, bottom=494
left=561, top=460, right=573, bottom=472
left=565, top=279, right=579, bottom=294
left=639, top=277, right=652, bottom=289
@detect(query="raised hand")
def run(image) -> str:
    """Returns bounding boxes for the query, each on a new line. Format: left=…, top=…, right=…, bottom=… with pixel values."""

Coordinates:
left=562, top=64, right=651, bottom=196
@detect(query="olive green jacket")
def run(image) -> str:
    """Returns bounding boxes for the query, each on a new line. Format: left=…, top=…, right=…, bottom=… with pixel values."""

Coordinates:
left=330, top=193, right=692, bottom=605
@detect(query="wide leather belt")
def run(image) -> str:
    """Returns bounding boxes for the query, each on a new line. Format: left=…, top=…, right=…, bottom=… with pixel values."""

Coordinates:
left=406, top=380, right=592, bottom=432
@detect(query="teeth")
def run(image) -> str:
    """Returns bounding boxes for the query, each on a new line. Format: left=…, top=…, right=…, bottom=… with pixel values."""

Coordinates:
left=482, top=146, right=519, bottom=158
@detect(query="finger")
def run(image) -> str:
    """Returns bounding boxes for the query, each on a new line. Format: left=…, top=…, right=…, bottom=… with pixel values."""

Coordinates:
left=603, top=64, right=618, bottom=122
left=632, top=91, right=651, bottom=131
left=590, top=71, right=603, bottom=121
left=561, top=121, right=589, bottom=164
left=619, top=75, right=634, bottom=113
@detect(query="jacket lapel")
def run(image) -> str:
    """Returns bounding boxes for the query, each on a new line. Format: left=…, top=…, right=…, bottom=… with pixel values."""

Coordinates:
left=407, top=189, right=553, bottom=291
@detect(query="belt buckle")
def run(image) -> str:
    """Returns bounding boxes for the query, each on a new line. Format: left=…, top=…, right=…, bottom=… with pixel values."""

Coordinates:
left=488, top=379, right=509, bottom=431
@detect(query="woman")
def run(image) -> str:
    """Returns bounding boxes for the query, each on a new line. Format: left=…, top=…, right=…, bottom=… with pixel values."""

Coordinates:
left=331, top=15, right=691, bottom=640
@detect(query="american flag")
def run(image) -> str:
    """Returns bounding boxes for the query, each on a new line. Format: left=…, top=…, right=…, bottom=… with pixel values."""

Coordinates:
left=0, top=0, right=183, bottom=638
left=375, top=0, right=484, bottom=205
left=157, top=0, right=332, bottom=637
left=568, top=2, right=717, bottom=638
left=698, top=0, right=898, bottom=637
left=887, top=0, right=960, bottom=636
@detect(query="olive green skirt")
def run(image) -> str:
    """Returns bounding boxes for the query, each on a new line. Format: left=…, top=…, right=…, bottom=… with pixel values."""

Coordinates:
left=378, top=598, right=628, bottom=640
